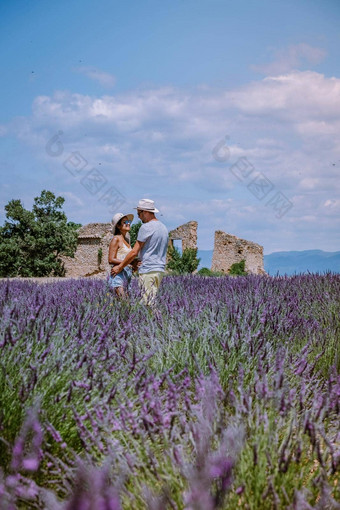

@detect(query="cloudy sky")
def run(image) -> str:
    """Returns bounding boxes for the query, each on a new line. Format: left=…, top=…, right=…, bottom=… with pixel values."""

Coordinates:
left=1, top=0, right=340, bottom=254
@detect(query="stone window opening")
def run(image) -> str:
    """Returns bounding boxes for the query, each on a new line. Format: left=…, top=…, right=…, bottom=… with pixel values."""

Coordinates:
left=172, top=239, right=183, bottom=254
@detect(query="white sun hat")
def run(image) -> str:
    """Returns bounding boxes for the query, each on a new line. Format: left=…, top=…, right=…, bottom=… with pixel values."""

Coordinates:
left=111, top=212, right=134, bottom=234
left=134, top=198, right=159, bottom=213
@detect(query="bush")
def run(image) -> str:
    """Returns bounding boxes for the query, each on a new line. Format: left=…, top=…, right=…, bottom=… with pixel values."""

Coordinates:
left=97, top=248, right=103, bottom=266
left=197, top=267, right=225, bottom=277
left=167, top=246, right=200, bottom=274
left=129, top=221, right=142, bottom=247
left=229, top=259, right=247, bottom=276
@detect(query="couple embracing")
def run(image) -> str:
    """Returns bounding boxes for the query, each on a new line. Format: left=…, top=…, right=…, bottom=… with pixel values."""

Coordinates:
left=108, top=199, right=168, bottom=304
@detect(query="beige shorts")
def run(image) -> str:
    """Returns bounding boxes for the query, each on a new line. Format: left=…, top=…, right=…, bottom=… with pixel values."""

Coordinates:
left=138, top=271, right=165, bottom=305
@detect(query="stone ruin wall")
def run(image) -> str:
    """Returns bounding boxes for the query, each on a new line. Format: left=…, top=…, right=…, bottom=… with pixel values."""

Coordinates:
left=168, top=221, right=197, bottom=251
left=61, top=223, right=112, bottom=278
left=211, top=230, right=265, bottom=275
left=62, top=220, right=265, bottom=277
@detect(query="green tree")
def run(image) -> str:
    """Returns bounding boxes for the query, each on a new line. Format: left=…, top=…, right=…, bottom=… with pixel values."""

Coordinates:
left=167, top=246, right=200, bottom=275
left=129, top=221, right=142, bottom=247
left=0, top=190, right=81, bottom=277
left=197, top=267, right=225, bottom=277
left=229, top=259, right=247, bottom=276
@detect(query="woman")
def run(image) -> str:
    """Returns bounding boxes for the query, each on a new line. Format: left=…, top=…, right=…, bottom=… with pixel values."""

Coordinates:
left=108, top=212, right=137, bottom=297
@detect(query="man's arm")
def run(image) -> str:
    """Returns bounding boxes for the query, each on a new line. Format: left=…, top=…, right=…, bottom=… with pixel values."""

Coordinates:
left=111, top=240, right=145, bottom=275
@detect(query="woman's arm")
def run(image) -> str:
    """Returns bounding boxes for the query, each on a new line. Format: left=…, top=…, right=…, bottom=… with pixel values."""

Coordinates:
left=111, top=241, right=144, bottom=275
left=108, top=237, right=122, bottom=265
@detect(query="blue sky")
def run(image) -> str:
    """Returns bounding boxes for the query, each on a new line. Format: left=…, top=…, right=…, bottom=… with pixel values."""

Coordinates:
left=1, top=0, right=340, bottom=254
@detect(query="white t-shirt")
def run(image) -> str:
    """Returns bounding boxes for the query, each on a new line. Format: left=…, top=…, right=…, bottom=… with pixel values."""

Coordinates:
left=137, top=220, right=168, bottom=273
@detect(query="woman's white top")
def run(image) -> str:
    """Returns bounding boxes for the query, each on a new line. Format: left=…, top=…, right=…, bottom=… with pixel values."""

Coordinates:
left=117, top=242, right=132, bottom=261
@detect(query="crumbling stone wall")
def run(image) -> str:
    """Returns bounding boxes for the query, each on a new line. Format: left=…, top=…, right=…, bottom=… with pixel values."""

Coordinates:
left=63, top=221, right=264, bottom=278
left=168, top=221, right=197, bottom=251
left=211, top=230, right=265, bottom=275
left=66, top=221, right=199, bottom=278
left=62, top=223, right=112, bottom=278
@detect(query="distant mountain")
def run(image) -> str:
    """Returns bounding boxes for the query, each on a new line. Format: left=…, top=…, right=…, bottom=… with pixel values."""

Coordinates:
left=264, top=250, right=340, bottom=276
left=197, top=249, right=340, bottom=275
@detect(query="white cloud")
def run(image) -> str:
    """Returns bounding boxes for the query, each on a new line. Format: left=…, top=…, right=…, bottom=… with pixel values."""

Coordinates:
left=60, top=191, right=84, bottom=206
left=299, top=178, right=320, bottom=190
left=4, top=69, right=340, bottom=252
left=228, top=71, right=340, bottom=122
left=323, top=198, right=340, bottom=216
left=324, top=199, right=340, bottom=208
left=252, top=43, right=326, bottom=75
left=75, top=66, right=116, bottom=88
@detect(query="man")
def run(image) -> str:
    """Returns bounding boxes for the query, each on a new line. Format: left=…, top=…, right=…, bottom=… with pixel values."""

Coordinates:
left=111, top=198, right=168, bottom=304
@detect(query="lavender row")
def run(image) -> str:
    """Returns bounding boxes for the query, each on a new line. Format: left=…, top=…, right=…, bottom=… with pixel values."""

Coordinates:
left=0, top=274, right=339, bottom=508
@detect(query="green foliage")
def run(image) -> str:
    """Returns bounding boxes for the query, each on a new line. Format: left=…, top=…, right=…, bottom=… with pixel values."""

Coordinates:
left=167, top=246, right=200, bottom=274
left=129, top=221, right=142, bottom=247
left=0, top=190, right=80, bottom=277
left=197, top=267, right=225, bottom=277
left=97, top=247, right=103, bottom=266
left=229, top=259, right=247, bottom=276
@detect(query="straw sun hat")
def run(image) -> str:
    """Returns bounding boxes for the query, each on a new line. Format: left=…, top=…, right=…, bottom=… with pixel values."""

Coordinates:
left=111, top=213, right=134, bottom=234
left=134, top=198, right=159, bottom=213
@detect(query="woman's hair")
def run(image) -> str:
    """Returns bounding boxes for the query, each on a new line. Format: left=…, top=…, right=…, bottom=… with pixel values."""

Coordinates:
left=113, top=219, right=122, bottom=236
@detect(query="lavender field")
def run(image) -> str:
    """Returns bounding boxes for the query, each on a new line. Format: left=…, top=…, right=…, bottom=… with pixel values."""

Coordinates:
left=0, top=274, right=339, bottom=509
